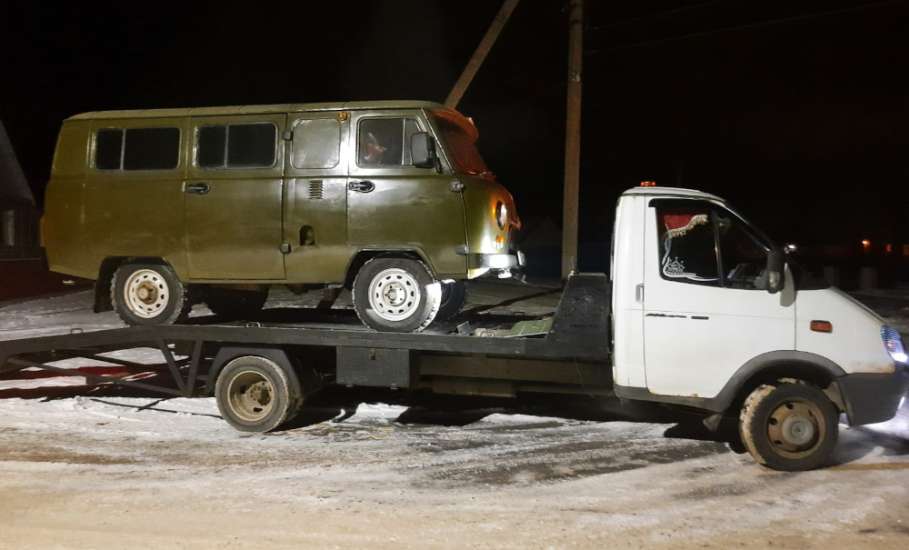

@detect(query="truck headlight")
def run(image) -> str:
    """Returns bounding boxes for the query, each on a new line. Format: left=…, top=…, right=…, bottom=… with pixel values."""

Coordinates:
left=881, top=325, right=908, bottom=363
left=495, top=201, right=507, bottom=230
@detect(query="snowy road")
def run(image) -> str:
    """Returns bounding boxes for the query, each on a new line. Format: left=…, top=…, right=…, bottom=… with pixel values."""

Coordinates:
left=0, top=285, right=907, bottom=549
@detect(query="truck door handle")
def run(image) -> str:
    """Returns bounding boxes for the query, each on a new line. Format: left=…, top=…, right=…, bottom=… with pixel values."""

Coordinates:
left=348, top=180, right=375, bottom=193
left=185, top=182, right=210, bottom=195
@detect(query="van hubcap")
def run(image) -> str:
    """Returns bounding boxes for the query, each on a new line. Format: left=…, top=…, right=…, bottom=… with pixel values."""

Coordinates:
left=124, top=269, right=169, bottom=319
left=767, top=400, right=824, bottom=457
left=368, top=268, right=421, bottom=322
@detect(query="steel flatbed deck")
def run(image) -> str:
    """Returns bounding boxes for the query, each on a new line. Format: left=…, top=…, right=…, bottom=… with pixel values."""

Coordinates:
left=0, top=275, right=611, bottom=400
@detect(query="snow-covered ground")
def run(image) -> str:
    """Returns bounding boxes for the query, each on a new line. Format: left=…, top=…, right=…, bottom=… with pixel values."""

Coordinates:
left=0, top=284, right=907, bottom=549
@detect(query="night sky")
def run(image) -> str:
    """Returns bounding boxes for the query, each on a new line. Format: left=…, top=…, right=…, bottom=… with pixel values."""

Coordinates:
left=3, top=1, right=907, bottom=268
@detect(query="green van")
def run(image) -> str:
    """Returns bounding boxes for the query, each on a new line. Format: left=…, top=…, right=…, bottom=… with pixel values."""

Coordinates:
left=42, top=101, right=522, bottom=332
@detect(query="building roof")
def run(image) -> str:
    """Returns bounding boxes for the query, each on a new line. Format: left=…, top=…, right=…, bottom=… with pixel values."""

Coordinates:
left=67, top=100, right=451, bottom=121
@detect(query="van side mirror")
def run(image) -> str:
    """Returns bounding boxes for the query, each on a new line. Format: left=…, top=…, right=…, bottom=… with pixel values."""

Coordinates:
left=766, top=248, right=785, bottom=294
left=411, top=132, right=437, bottom=169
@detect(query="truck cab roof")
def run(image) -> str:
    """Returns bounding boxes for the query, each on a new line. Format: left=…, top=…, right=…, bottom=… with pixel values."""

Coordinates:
left=621, top=186, right=725, bottom=203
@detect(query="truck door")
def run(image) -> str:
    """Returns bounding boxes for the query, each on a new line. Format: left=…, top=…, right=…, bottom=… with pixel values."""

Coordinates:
left=184, top=115, right=286, bottom=280
left=282, top=112, right=352, bottom=283
left=643, top=199, right=795, bottom=398
left=346, top=110, right=466, bottom=277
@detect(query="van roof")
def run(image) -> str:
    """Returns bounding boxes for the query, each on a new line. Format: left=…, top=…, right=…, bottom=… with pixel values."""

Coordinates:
left=66, top=100, right=453, bottom=121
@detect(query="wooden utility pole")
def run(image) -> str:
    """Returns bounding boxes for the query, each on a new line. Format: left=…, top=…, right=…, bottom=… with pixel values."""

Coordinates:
left=445, top=0, right=521, bottom=109
left=561, top=0, right=583, bottom=279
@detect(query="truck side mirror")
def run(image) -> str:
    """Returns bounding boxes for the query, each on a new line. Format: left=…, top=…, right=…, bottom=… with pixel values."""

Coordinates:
left=411, top=132, right=437, bottom=169
left=766, top=248, right=785, bottom=294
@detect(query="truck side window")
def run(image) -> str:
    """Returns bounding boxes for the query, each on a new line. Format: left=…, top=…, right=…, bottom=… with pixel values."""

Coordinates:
left=292, top=119, right=340, bottom=169
left=655, top=202, right=719, bottom=285
left=715, top=211, right=770, bottom=290
left=358, top=118, right=419, bottom=167
left=197, top=123, right=276, bottom=169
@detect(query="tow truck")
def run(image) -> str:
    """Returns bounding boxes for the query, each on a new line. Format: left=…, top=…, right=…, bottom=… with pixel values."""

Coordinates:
left=2, top=186, right=907, bottom=471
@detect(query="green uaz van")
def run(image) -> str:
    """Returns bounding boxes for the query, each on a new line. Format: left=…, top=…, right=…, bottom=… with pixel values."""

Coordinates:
left=42, top=101, right=522, bottom=332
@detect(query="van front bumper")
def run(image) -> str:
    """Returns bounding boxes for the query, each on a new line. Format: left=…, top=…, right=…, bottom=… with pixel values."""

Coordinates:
left=466, top=250, right=525, bottom=279
left=838, top=364, right=909, bottom=426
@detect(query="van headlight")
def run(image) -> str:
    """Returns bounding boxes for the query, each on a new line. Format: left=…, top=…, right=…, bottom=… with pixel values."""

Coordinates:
left=495, top=201, right=507, bottom=229
left=881, top=325, right=908, bottom=363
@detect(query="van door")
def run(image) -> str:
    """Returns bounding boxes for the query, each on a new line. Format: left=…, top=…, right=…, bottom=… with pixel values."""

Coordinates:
left=184, top=114, right=286, bottom=280
left=346, top=110, right=466, bottom=278
left=282, top=112, right=352, bottom=283
left=642, top=199, right=795, bottom=398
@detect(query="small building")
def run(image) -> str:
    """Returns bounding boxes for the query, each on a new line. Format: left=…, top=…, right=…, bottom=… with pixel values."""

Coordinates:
left=0, top=120, right=39, bottom=258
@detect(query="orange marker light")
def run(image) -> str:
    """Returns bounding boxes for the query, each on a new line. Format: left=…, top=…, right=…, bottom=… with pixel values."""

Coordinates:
left=640, top=180, right=656, bottom=187
left=810, top=320, right=833, bottom=333
left=861, top=239, right=871, bottom=253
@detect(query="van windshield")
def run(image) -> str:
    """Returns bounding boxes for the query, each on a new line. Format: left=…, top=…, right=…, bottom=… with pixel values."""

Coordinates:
left=432, top=114, right=492, bottom=179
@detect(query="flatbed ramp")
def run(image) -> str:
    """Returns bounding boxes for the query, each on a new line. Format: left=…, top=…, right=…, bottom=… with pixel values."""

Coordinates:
left=0, top=274, right=611, bottom=400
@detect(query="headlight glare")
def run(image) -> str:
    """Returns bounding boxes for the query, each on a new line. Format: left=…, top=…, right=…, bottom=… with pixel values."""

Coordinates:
left=881, top=325, right=908, bottom=363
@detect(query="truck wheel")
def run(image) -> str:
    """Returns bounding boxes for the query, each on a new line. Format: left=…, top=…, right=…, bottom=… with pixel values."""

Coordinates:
left=111, top=263, right=189, bottom=325
left=205, top=287, right=268, bottom=320
left=437, top=280, right=467, bottom=321
left=739, top=382, right=839, bottom=471
left=352, top=257, right=441, bottom=332
left=215, top=355, right=302, bottom=432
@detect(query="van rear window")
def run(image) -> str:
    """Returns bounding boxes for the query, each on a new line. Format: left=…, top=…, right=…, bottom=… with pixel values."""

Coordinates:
left=197, top=123, right=276, bottom=169
left=94, top=127, right=179, bottom=171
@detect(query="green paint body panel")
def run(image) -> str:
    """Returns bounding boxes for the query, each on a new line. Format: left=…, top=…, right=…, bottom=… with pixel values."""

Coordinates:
left=43, top=101, right=518, bottom=287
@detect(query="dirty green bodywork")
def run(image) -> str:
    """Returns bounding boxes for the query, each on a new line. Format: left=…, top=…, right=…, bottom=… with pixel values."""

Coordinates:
left=44, top=101, right=519, bottom=288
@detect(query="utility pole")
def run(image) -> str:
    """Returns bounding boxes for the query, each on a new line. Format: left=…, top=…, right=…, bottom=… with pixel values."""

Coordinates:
left=561, top=0, right=583, bottom=279
left=445, top=0, right=521, bottom=109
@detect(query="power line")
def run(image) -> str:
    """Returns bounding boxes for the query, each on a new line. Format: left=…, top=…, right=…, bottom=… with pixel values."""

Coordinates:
left=588, top=0, right=728, bottom=31
left=587, top=0, right=906, bottom=54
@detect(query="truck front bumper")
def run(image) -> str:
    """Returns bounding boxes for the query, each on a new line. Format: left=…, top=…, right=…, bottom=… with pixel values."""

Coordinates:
left=838, top=364, right=909, bottom=426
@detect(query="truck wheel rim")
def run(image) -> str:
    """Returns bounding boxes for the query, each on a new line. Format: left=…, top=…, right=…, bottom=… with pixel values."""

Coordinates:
left=766, top=399, right=825, bottom=458
left=123, top=269, right=169, bottom=319
left=226, top=370, right=275, bottom=422
left=368, top=268, right=422, bottom=322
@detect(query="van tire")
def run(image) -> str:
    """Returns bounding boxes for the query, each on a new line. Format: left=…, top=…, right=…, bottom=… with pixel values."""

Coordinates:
left=111, top=263, right=190, bottom=326
left=215, top=355, right=302, bottom=432
left=437, top=280, right=467, bottom=321
left=352, top=257, right=441, bottom=332
left=739, top=382, right=839, bottom=471
left=205, top=287, right=269, bottom=320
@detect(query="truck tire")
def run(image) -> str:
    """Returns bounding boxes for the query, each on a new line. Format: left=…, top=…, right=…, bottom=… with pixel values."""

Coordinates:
left=205, top=287, right=268, bottom=320
left=215, top=355, right=302, bottom=432
left=739, top=382, right=839, bottom=471
left=111, top=262, right=190, bottom=326
left=437, top=280, right=467, bottom=321
left=352, top=257, right=441, bottom=332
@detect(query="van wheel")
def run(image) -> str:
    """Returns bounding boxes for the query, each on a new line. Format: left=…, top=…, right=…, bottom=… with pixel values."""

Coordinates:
left=215, top=355, right=302, bottom=433
left=739, top=382, right=839, bottom=471
left=111, top=263, right=189, bottom=325
left=205, top=287, right=269, bottom=320
left=437, top=280, right=467, bottom=321
left=352, top=257, right=441, bottom=332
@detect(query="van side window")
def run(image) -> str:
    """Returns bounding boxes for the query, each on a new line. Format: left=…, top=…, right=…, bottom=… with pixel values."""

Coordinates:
left=358, top=118, right=420, bottom=167
left=197, top=123, right=276, bottom=169
left=292, top=119, right=340, bottom=169
left=94, top=127, right=180, bottom=171
left=95, top=129, right=124, bottom=170
left=655, top=201, right=719, bottom=286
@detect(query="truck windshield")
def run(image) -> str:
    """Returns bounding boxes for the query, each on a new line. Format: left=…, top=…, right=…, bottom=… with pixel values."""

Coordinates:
left=432, top=115, right=492, bottom=178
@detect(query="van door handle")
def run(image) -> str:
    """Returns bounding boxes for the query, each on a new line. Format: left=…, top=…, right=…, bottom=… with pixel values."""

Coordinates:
left=348, top=180, right=375, bottom=193
left=185, top=182, right=210, bottom=195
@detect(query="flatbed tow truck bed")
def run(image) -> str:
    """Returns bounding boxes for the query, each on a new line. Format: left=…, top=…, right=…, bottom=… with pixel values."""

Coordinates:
left=0, top=275, right=611, bottom=404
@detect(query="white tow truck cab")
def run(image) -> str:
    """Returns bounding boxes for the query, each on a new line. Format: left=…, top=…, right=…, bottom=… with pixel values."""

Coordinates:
left=611, top=186, right=908, bottom=469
